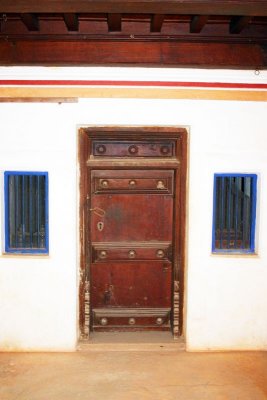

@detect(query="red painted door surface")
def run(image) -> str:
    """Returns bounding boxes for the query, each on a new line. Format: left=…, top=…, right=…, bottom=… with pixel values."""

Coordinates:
left=90, top=169, right=174, bottom=330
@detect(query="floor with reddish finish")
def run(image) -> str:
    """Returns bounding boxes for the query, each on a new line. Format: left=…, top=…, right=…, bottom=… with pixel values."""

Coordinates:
left=1, top=333, right=267, bottom=400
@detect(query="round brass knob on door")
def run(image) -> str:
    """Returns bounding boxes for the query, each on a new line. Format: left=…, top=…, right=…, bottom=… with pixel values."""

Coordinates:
left=100, top=317, right=108, bottom=326
left=157, top=180, right=165, bottom=190
left=129, top=180, right=136, bottom=187
left=160, top=145, right=170, bottom=155
left=156, top=317, right=163, bottom=325
left=96, top=144, right=106, bottom=154
left=156, top=249, right=165, bottom=258
left=101, top=180, right=109, bottom=188
left=128, top=318, right=136, bottom=325
left=128, top=145, right=138, bottom=155
left=128, top=250, right=136, bottom=259
left=99, top=250, right=107, bottom=259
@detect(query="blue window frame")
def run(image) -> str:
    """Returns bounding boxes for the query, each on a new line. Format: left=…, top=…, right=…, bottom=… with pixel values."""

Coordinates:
left=4, top=171, right=49, bottom=254
left=212, top=174, right=257, bottom=253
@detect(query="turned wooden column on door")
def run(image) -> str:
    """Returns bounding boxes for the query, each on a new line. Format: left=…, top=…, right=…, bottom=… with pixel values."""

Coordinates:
left=79, top=128, right=187, bottom=337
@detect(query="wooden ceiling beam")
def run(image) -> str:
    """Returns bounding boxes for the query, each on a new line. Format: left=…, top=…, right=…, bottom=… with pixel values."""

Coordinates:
left=0, top=40, right=265, bottom=68
left=63, top=13, right=79, bottom=31
left=1, top=1, right=267, bottom=17
left=107, top=13, right=121, bottom=32
left=151, top=14, right=164, bottom=33
left=229, top=16, right=251, bottom=34
left=190, top=15, right=208, bottom=33
left=21, top=13, right=39, bottom=31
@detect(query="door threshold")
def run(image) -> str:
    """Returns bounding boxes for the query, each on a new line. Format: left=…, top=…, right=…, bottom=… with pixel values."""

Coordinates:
left=78, top=332, right=185, bottom=352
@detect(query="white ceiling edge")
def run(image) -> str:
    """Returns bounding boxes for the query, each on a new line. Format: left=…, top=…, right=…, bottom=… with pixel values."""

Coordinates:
left=0, top=66, right=266, bottom=84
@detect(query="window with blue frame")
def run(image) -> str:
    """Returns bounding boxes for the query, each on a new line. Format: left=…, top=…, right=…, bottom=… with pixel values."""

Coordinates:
left=212, top=174, right=257, bottom=253
left=4, top=172, right=49, bottom=254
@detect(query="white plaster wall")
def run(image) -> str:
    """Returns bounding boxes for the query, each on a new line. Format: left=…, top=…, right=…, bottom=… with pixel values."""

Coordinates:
left=185, top=100, right=267, bottom=351
left=0, top=68, right=266, bottom=351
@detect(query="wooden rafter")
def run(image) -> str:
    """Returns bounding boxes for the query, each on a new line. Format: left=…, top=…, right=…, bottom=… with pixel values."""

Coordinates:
left=1, top=1, right=267, bottom=16
left=229, top=16, right=251, bottom=34
left=150, top=14, right=164, bottom=33
left=107, top=13, right=121, bottom=32
left=63, top=13, right=79, bottom=31
left=21, top=13, right=39, bottom=31
left=190, top=15, right=208, bottom=33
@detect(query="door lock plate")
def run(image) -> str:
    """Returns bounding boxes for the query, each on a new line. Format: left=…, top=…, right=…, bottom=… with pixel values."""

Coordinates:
left=97, top=221, right=104, bottom=231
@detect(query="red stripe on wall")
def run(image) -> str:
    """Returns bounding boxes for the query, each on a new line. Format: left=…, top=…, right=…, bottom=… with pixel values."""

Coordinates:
left=0, top=80, right=267, bottom=89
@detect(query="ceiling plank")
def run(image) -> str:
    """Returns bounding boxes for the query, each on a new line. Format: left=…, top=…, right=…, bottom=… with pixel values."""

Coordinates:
left=0, top=40, right=265, bottom=68
left=229, top=16, right=251, bottom=34
left=64, top=13, right=79, bottom=31
left=151, top=14, right=164, bottom=32
left=107, top=13, right=121, bottom=32
left=1, top=1, right=267, bottom=16
left=21, top=13, right=39, bottom=31
left=190, top=15, right=208, bottom=33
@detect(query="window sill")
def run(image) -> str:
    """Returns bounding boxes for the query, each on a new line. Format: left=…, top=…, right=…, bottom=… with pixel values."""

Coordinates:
left=1, top=252, right=50, bottom=259
left=210, top=251, right=259, bottom=258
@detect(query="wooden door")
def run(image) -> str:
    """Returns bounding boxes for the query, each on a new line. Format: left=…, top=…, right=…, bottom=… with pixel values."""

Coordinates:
left=79, top=127, right=187, bottom=338
left=90, top=169, right=174, bottom=330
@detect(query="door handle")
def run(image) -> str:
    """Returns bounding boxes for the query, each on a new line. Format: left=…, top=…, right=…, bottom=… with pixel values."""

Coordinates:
left=90, top=207, right=106, bottom=218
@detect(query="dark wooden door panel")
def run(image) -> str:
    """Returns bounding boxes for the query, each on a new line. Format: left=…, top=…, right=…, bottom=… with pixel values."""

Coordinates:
left=91, top=261, right=172, bottom=308
left=91, top=194, right=173, bottom=242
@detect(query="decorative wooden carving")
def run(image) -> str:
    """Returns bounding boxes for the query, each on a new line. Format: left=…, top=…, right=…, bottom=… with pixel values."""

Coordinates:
left=173, top=280, right=180, bottom=339
left=84, top=280, right=90, bottom=338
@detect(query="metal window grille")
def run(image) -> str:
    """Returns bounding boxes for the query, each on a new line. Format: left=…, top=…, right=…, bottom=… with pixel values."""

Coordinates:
left=5, top=172, right=48, bottom=253
left=212, top=174, right=257, bottom=253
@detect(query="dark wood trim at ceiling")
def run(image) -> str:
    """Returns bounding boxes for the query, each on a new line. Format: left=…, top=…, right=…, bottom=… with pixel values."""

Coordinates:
left=1, top=1, right=267, bottom=16
left=0, top=1, right=267, bottom=67
left=0, top=40, right=266, bottom=68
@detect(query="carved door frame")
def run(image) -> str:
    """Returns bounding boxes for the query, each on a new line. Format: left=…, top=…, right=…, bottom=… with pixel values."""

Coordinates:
left=78, top=126, right=188, bottom=340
